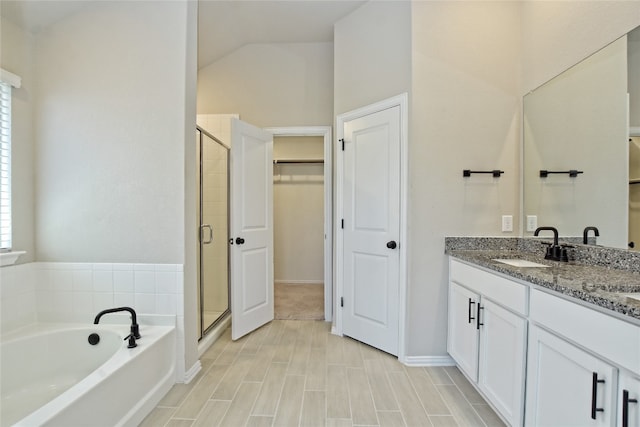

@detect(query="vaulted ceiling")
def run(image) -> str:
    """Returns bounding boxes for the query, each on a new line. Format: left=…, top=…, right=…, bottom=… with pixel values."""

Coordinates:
left=1, top=0, right=366, bottom=69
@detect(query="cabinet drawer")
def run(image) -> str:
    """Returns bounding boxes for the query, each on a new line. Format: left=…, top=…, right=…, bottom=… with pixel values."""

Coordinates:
left=530, top=289, right=640, bottom=374
left=450, top=259, right=528, bottom=316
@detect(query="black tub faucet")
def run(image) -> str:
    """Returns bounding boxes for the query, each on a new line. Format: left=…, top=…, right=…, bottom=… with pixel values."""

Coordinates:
left=583, top=226, right=600, bottom=245
left=94, top=307, right=141, bottom=348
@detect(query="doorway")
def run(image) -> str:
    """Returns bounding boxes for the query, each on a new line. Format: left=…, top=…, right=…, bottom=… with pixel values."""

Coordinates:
left=267, top=127, right=333, bottom=321
left=273, top=135, right=325, bottom=320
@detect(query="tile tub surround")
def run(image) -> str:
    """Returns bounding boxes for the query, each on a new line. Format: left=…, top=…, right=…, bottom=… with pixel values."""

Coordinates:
left=445, top=237, right=640, bottom=322
left=0, top=261, right=188, bottom=381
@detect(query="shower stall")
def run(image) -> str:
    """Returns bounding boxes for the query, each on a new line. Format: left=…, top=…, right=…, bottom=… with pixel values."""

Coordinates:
left=196, top=126, right=230, bottom=338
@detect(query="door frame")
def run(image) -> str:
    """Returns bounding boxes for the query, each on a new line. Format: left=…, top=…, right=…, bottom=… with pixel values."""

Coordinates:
left=265, top=126, right=333, bottom=322
left=334, top=93, right=408, bottom=362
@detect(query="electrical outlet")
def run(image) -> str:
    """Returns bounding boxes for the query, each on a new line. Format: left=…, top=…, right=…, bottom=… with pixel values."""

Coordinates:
left=527, top=215, right=538, bottom=232
left=502, top=215, right=513, bottom=232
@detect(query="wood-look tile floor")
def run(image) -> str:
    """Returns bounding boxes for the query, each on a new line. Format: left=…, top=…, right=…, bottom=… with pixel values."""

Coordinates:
left=141, top=320, right=505, bottom=427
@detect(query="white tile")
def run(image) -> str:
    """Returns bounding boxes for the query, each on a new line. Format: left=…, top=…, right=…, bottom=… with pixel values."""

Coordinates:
left=156, top=294, right=177, bottom=315
left=134, top=271, right=156, bottom=293
left=19, top=265, right=37, bottom=294
left=176, top=273, right=184, bottom=293
left=35, top=268, right=51, bottom=291
left=134, top=264, right=155, bottom=271
left=113, top=263, right=134, bottom=271
left=50, top=270, right=73, bottom=291
left=93, top=292, right=115, bottom=312
left=114, top=292, right=135, bottom=307
left=0, top=266, right=17, bottom=298
left=73, top=270, right=93, bottom=291
left=134, top=293, right=156, bottom=314
left=176, top=292, right=184, bottom=316
left=113, top=270, right=134, bottom=292
left=155, top=264, right=177, bottom=272
left=49, top=291, right=73, bottom=315
left=73, top=292, right=94, bottom=315
left=156, top=271, right=177, bottom=294
left=93, top=263, right=113, bottom=271
left=93, top=270, right=114, bottom=292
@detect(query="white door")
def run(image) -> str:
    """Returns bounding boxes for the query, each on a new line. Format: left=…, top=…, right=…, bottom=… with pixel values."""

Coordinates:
left=230, top=119, right=274, bottom=340
left=342, top=106, right=400, bottom=355
left=525, top=325, right=617, bottom=427
left=478, top=298, right=527, bottom=426
left=447, top=281, right=480, bottom=381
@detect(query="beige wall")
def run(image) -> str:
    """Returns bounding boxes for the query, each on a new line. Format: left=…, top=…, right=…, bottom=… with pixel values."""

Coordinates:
left=0, top=18, right=35, bottom=262
left=333, top=1, right=412, bottom=115
left=273, top=136, right=324, bottom=284
left=410, top=1, right=521, bottom=356
left=521, top=1, right=640, bottom=94
left=33, top=1, right=192, bottom=264
left=198, top=43, right=333, bottom=127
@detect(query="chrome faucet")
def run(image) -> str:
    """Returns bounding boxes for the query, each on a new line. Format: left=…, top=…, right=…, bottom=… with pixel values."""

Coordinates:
left=534, top=226, right=570, bottom=262
left=94, top=307, right=141, bottom=348
left=583, top=226, right=599, bottom=245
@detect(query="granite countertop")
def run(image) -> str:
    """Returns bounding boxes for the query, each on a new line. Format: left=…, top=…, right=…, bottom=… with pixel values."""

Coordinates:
left=447, top=248, right=640, bottom=323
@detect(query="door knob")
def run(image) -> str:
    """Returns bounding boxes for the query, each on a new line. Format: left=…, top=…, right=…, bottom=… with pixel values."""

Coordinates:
left=386, top=240, right=397, bottom=249
left=235, top=237, right=245, bottom=245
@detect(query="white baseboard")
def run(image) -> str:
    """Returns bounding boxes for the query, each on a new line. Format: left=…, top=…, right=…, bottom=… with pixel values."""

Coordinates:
left=402, top=355, right=456, bottom=367
left=183, top=360, right=202, bottom=384
left=275, top=280, right=323, bottom=285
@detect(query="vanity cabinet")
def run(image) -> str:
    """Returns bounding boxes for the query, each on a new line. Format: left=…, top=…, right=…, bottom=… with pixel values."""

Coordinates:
left=525, top=324, right=617, bottom=426
left=448, top=260, right=528, bottom=426
left=526, top=288, right=640, bottom=427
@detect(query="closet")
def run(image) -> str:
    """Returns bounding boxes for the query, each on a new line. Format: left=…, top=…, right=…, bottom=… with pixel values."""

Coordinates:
left=273, top=136, right=325, bottom=319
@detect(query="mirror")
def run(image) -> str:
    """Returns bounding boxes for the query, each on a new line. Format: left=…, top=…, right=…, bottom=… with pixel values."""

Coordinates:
left=523, top=26, right=640, bottom=250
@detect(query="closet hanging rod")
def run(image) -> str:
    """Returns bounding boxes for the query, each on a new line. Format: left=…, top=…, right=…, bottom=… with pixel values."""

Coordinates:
left=273, top=159, right=324, bottom=164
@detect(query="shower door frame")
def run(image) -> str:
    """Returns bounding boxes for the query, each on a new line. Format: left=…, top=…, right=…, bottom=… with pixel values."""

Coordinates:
left=197, top=126, right=231, bottom=339
left=266, top=126, right=333, bottom=321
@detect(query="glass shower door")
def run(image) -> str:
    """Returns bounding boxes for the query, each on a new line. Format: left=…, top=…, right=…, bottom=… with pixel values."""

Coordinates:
left=198, top=127, right=230, bottom=338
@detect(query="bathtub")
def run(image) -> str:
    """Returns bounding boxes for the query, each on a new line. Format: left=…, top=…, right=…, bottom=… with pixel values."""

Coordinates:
left=1, top=323, right=175, bottom=427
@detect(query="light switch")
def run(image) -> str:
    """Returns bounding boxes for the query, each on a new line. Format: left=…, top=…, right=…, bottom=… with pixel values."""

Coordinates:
left=502, top=215, right=513, bottom=232
left=526, top=215, right=538, bottom=232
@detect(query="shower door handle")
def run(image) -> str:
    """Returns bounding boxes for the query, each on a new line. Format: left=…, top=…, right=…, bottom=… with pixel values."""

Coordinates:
left=200, top=224, right=213, bottom=244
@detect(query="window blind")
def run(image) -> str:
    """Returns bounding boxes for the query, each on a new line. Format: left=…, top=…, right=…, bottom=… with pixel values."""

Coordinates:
left=0, top=82, right=11, bottom=250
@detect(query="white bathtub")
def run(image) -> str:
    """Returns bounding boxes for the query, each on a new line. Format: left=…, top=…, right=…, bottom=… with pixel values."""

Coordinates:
left=1, top=323, right=175, bottom=427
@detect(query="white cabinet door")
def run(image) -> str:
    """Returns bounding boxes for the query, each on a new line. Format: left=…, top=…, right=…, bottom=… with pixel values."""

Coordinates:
left=525, top=325, right=617, bottom=427
left=618, top=372, right=640, bottom=427
left=447, top=281, right=480, bottom=381
left=478, top=298, right=527, bottom=427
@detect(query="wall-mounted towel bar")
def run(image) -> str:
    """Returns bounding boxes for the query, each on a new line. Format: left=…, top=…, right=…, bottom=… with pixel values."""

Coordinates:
left=463, top=169, right=504, bottom=177
left=630, top=179, right=640, bottom=185
left=539, top=170, right=583, bottom=178
left=273, top=159, right=324, bottom=164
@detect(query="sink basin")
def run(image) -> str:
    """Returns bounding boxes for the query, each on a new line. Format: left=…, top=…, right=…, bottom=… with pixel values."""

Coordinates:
left=492, top=259, right=550, bottom=268
left=625, top=293, right=640, bottom=303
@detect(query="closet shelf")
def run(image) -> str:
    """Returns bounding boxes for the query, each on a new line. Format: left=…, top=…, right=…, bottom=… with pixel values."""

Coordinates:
left=273, top=159, right=324, bottom=164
